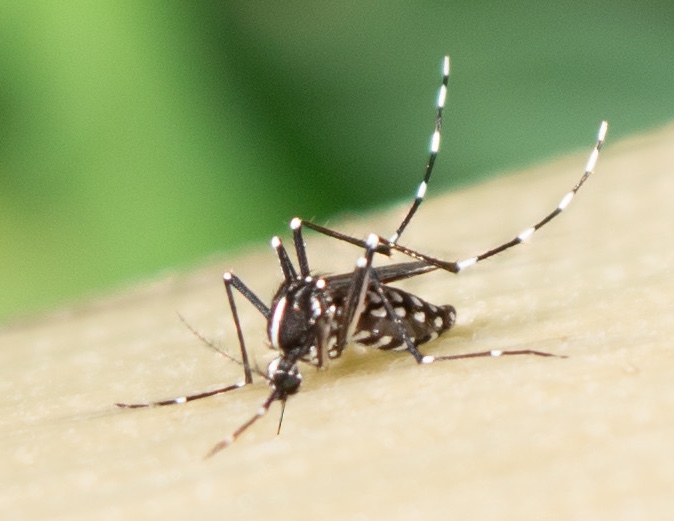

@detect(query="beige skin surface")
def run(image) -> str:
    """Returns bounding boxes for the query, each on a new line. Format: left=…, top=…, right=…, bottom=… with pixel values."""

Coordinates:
left=2, top=124, right=673, bottom=521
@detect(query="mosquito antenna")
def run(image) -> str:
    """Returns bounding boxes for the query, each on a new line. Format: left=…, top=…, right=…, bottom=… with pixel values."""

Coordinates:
left=178, top=313, right=267, bottom=380
left=178, top=313, right=237, bottom=362
left=205, top=390, right=280, bottom=459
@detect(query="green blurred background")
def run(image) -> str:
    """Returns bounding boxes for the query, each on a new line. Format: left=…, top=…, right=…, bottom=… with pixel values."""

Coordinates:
left=1, top=2, right=673, bottom=323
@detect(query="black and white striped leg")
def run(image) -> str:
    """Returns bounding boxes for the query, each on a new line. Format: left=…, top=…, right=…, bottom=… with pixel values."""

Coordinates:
left=115, top=382, right=246, bottom=409
left=420, top=348, right=566, bottom=365
left=205, top=389, right=281, bottom=458
left=389, top=55, right=450, bottom=245
left=378, top=120, right=609, bottom=273
left=296, top=116, right=606, bottom=275
left=205, top=355, right=305, bottom=457
left=292, top=56, right=452, bottom=256
left=367, top=268, right=563, bottom=363
left=347, top=234, right=567, bottom=364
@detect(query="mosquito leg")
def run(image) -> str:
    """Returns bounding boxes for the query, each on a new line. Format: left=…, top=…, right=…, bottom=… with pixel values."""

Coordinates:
left=205, top=389, right=280, bottom=459
left=270, top=236, right=298, bottom=282
left=222, top=272, right=273, bottom=385
left=331, top=233, right=441, bottom=363
left=333, top=234, right=376, bottom=350
left=374, top=120, right=609, bottom=272
left=290, top=57, right=451, bottom=254
left=115, top=273, right=269, bottom=408
left=293, top=218, right=392, bottom=256
left=420, top=348, right=566, bottom=364
left=290, top=218, right=310, bottom=278
left=389, top=55, right=450, bottom=244
left=367, top=271, right=426, bottom=363
left=346, top=237, right=566, bottom=364
left=115, top=383, right=246, bottom=409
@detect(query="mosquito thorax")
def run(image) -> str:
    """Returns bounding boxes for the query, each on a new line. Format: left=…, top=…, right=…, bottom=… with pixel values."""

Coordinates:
left=268, top=277, right=329, bottom=355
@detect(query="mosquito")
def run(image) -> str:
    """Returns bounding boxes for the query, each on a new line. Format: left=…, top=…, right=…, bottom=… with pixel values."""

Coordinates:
left=116, top=56, right=608, bottom=457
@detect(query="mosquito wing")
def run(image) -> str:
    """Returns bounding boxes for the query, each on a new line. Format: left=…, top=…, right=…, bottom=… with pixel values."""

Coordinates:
left=324, top=261, right=438, bottom=289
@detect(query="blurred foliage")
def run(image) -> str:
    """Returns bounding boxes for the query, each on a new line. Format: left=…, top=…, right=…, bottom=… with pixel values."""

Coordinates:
left=1, top=1, right=673, bottom=323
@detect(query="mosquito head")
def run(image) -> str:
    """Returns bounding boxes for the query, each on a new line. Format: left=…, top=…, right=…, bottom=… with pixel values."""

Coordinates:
left=267, top=356, right=303, bottom=397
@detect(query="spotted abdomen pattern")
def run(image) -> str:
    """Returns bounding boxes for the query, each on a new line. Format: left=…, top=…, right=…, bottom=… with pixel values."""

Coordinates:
left=350, top=286, right=455, bottom=351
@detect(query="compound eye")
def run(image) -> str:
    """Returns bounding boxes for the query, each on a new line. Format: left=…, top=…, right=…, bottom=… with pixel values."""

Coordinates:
left=277, top=372, right=302, bottom=395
